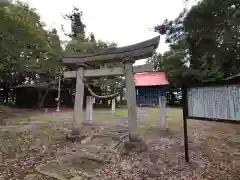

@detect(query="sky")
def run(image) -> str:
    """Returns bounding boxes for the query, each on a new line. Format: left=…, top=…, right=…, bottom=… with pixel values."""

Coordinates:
left=23, top=0, right=195, bottom=65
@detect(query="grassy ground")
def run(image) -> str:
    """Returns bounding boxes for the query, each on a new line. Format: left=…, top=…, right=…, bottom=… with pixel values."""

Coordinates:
left=0, top=106, right=239, bottom=179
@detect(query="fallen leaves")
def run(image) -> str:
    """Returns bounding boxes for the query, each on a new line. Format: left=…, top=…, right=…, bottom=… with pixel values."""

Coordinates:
left=0, top=107, right=239, bottom=180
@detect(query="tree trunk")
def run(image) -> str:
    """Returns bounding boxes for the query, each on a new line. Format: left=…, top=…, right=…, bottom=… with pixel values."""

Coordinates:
left=37, top=79, right=58, bottom=108
left=38, top=88, right=49, bottom=108
left=120, top=90, right=123, bottom=105
left=3, top=82, right=9, bottom=104
left=169, top=91, right=175, bottom=105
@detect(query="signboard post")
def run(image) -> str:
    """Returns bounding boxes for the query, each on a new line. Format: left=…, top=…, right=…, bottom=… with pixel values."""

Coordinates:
left=182, top=79, right=240, bottom=162
left=182, top=85, right=189, bottom=162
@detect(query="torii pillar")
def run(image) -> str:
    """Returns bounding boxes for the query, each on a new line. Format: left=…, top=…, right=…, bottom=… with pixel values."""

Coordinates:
left=124, top=60, right=139, bottom=141
left=73, top=66, right=85, bottom=127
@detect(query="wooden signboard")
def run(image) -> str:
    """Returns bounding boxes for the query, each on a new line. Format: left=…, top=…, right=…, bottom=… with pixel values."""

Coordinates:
left=182, top=79, right=240, bottom=162
left=187, top=85, right=240, bottom=123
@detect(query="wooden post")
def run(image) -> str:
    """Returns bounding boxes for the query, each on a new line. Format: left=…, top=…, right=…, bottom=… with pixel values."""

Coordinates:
left=90, top=96, right=93, bottom=123
left=73, top=66, right=85, bottom=127
left=124, top=60, right=139, bottom=141
left=182, top=85, right=189, bottom=162
left=86, top=96, right=93, bottom=123
left=56, top=74, right=61, bottom=112
left=111, top=98, right=116, bottom=114
left=159, top=91, right=166, bottom=130
left=86, top=96, right=90, bottom=122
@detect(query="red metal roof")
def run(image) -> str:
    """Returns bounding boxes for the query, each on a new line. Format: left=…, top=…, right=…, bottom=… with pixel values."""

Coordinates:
left=134, top=72, right=169, bottom=87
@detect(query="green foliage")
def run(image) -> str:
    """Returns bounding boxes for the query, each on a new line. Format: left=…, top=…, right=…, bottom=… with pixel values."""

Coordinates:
left=64, top=8, right=121, bottom=94
left=154, top=0, right=240, bottom=86
left=64, top=8, right=117, bottom=54
left=0, top=1, right=62, bottom=84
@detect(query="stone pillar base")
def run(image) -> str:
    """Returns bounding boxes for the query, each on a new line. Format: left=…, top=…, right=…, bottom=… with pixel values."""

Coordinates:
left=119, top=138, right=148, bottom=155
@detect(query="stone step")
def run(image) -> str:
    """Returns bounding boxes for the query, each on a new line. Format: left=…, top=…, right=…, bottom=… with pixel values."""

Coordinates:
left=37, top=152, right=104, bottom=180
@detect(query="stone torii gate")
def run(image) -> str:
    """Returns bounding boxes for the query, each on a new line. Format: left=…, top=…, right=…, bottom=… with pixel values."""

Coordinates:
left=63, top=36, right=160, bottom=141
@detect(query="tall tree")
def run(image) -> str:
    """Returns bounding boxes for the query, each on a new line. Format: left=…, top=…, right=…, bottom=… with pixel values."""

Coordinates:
left=0, top=1, right=62, bottom=82
left=154, top=0, right=240, bottom=86
left=64, top=8, right=120, bottom=96
left=0, top=1, right=62, bottom=102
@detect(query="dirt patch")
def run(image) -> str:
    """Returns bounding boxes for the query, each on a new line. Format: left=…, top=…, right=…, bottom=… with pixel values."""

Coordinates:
left=95, top=119, right=240, bottom=180
left=35, top=123, right=130, bottom=180
left=0, top=106, right=39, bottom=125
left=0, top=108, right=102, bottom=180
left=0, top=107, right=239, bottom=180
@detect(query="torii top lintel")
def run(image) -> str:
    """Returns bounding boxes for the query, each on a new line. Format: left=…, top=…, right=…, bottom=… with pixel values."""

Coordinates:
left=63, top=36, right=160, bottom=65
